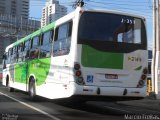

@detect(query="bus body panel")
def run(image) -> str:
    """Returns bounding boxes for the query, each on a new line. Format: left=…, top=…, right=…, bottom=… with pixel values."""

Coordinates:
left=2, top=7, right=148, bottom=100
left=79, top=44, right=147, bottom=88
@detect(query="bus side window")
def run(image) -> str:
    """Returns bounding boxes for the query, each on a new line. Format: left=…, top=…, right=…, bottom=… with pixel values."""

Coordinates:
left=40, top=30, right=53, bottom=58
left=18, top=43, right=24, bottom=62
left=3, top=53, right=7, bottom=69
left=53, top=21, right=72, bottom=57
left=12, top=46, right=17, bottom=63
left=8, top=48, right=12, bottom=63
left=24, top=40, right=30, bottom=60
left=29, top=36, right=40, bottom=59
left=7, top=50, right=10, bottom=64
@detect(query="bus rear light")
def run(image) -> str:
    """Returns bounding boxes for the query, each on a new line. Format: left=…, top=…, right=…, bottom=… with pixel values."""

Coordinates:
left=74, top=62, right=85, bottom=85
left=75, top=71, right=81, bottom=76
left=137, top=67, right=148, bottom=88
left=74, top=63, right=80, bottom=70
left=141, top=74, right=146, bottom=80
left=77, top=77, right=84, bottom=85
left=137, top=80, right=145, bottom=88
left=139, top=80, right=144, bottom=86
left=143, top=68, right=148, bottom=74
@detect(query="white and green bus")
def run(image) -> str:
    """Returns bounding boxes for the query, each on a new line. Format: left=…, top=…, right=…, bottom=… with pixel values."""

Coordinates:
left=2, top=7, right=148, bottom=101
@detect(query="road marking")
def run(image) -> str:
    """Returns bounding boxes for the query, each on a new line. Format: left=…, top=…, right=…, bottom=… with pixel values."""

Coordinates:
left=0, top=91, right=61, bottom=120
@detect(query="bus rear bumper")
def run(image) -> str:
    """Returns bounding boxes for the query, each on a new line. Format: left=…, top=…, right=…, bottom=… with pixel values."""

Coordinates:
left=69, top=82, right=147, bottom=99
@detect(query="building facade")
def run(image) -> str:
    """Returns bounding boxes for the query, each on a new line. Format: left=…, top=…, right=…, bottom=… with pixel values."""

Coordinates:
left=0, top=0, right=40, bottom=63
left=41, top=0, right=67, bottom=27
left=0, top=0, right=29, bottom=19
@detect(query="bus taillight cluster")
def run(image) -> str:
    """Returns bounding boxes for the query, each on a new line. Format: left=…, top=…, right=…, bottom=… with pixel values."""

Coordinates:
left=74, top=63, right=85, bottom=85
left=137, top=68, right=148, bottom=88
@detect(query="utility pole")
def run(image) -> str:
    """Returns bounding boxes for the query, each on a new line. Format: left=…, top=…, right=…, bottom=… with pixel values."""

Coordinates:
left=152, top=0, right=157, bottom=97
left=157, top=0, right=160, bottom=98
left=152, top=0, right=160, bottom=99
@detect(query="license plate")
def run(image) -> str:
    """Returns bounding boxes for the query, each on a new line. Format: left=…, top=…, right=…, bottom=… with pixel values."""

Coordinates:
left=105, top=74, right=118, bottom=79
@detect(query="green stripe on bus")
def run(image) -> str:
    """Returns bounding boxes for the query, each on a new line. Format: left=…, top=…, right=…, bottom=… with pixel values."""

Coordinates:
left=42, top=22, right=55, bottom=32
left=15, top=58, right=51, bottom=86
left=81, top=45, right=123, bottom=69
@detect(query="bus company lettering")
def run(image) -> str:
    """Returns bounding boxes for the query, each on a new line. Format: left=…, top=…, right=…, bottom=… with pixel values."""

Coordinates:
left=128, top=56, right=142, bottom=62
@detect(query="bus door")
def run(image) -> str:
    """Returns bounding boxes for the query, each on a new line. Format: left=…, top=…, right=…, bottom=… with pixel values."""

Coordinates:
left=15, top=43, right=29, bottom=86
left=2, top=53, right=7, bottom=84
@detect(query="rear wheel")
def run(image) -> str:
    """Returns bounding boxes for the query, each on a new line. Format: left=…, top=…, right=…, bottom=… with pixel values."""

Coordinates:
left=6, top=76, right=14, bottom=92
left=29, top=77, right=36, bottom=100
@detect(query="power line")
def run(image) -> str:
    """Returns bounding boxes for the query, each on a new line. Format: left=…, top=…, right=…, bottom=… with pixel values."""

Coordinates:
left=88, top=0, right=150, bottom=7
left=86, top=0, right=152, bottom=11
left=92, top=0, right=151, bottom=4
left=86, top=3, right=152, bottom=12
left=85, top=3, right=153, bottom=19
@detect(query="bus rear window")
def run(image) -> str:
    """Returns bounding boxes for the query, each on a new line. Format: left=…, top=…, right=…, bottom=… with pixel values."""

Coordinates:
left=78, top=12, right=146, bottom=44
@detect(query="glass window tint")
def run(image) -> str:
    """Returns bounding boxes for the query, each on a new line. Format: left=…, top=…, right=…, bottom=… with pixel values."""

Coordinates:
left=56, top=24, right=68, bottom=40
left=17, top=43, right=24, bottom=62
left=78, top=12, right=147, bottom=53
left=53, top=21, right=72, bottom=57
left=29, top=36, right=40, bottom=60
left=32, top=36, right=39, bottom=48
left=40, top=31, right=53, bottom=58
left=18, top=43, right=23, bottom=52
left=8, top=49, right=12, bottom=63
left=9, top=48, right=13, bottom=56
left=78, top=12, right=144, bottom=44
left=11, top=46, right=17, bottom=63
left=40, top=45, right=51, bottom=58
left=42, top=31, right=51, bottom=45
left=29, top=49, right=39, bottom=59
left=13, top=46, right=17, bottom=55
left=24, top=40, right=30, bottom=51
left=24, top=40, right=30, bottom=60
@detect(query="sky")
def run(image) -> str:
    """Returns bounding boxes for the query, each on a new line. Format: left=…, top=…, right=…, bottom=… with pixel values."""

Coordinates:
left=30, top=0, right=153, bottom=49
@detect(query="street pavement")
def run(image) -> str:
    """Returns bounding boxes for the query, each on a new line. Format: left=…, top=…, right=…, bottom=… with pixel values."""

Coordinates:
left=118, top=97, right=160, bottom=112
left=0, top=81, right=160, bottom=120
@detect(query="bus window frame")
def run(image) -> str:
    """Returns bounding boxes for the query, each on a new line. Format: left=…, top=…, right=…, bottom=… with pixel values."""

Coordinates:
left=39, top=29, right=54, bottom=58
left=53, top=20, right=73, bottom=57
left=29, top=35, right=40, bottom=60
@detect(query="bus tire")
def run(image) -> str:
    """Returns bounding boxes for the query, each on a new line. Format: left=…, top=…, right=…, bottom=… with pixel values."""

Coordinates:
left=29, top=77, right=36, bottom=101
left=6, top=76, right=14, bottom=92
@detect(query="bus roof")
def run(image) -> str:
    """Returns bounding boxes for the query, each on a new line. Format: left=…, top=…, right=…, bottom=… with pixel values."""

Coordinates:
left=85, top=9, right=145, bottom=20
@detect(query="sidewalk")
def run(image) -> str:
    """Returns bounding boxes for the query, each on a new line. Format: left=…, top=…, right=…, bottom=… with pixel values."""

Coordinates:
left=117, top=98, right=160, bottom=111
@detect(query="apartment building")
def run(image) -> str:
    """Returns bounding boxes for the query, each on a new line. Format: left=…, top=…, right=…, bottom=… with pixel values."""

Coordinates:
left=41, top=0, right=67, bottom=27
left=0, top=0, right=29, bottom=19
